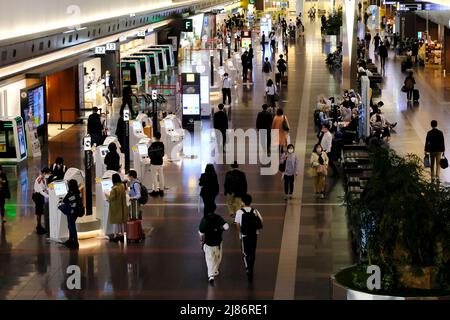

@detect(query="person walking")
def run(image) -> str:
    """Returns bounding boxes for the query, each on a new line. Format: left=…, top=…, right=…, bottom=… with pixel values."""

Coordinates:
left=148, top=132, right=165, bottom=197
left=256, top=104, right=274, bottom=155
left=62, top=179, right=83, bottom=249
left=234, top=194, right=263, bottom=282
left=199, top=164, right=220, bottom=216
left=265, top=79, right=278, bottom=109
left=213, top=104, right=229, bottom=153
left=104, top=143, right=121, bottom=172
left=119, top=86, right=135, bottom=118
left=272, top=108, right=290, bottom=153
left=199, top=204, right=230, bottom=284
left=378, top=42, right=388, bottom=71
left=87, top=107, right=104, bottom=146
left=276, top=54, right=287, bottom=85
left=373, top=33, right=381, bottom=54
left=241, top=50, right=250, bottom=82
left=100, top=70, right=115, bottom=106
left=261, top=31, right=266, bottom=52
left=425, top=120, right=445, bottom=181
left=248, top=44, right=254, bottom=81
left=0, top=165, right=10, bottom=223
left=364, top=32, right=371, bottom=51
left=224, top=161, right=247, bottom=217
left=262, top=57, right=272, bottom=82
left=222, top=73, right=232, bottom=105
left=50, top=157, right=67, bottom=182
left=311, top=144, right=329, bottom=199
left=270, top=31, right=276, bottom=52
left=33, top=167, right=51, bottom=234
left=280, top=144, right=300, bottom=200
left=107, top=173, right=128, bottom=242
left=404, top=70, right=416, bottom=102
left=128, top=170, right=141, bottom=220
left=320, top=124, right=338, bottom=177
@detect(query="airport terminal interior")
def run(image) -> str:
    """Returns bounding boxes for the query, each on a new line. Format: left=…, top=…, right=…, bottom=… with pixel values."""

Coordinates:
left=1, top=0, right=450, bottom=300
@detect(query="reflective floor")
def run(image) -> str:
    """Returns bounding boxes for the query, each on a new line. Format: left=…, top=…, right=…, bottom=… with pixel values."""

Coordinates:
left=0, top=20, right=448, bottom=300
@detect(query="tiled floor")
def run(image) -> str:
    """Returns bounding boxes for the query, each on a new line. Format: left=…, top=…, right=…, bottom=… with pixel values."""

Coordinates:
left=0, top=19, right=449, bottom=300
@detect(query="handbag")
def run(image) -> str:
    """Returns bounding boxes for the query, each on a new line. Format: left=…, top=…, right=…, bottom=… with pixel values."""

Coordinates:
left=440, top=154, right=448, bottom=169
left=58, top=202, right=72, bottom=216
left=401, top=85, right=407, bottom=93
left=282, top=116, right=290, bottom=132
left=424, top=154, right=430, bottom=168
left=316, top=164, right=328, bottom=176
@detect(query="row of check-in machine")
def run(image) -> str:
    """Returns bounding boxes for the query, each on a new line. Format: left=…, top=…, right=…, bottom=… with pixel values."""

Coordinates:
left=120, top=44, right=175, bottom=90
left=48, top=112, right=185, bottom=243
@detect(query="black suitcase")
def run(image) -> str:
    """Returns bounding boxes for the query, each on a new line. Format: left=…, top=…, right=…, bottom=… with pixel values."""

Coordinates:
left=413, top=89, right=420, bottom=101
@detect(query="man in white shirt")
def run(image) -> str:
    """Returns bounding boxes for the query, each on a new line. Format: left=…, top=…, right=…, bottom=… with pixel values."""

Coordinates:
left=101, top=70, right=114, bottom=106
left=234, top=194, right=263, bottom=282
left=222, top=73, right=232, bottom=105
left=320, top=124, right=338, bottom=177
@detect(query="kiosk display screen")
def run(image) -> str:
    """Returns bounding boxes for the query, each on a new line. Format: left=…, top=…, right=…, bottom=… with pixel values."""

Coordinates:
left=138, top=144, right=148, bottom=156
left=133, top=121, right=143, bottom=131
left=53, top=181, right=68, bottom=197
left=99, top=145, right=109, bottom=157
left=149, top=55, right=157, bottom=75
left=101, top=179, right=113, bottom=193
left=182, top=94, right=200, bottom=115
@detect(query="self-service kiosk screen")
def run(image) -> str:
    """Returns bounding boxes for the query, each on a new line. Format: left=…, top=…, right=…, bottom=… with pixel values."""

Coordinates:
left=138, top=144, right=148, bottom=156
left=53, top=181, right=68, bottom=197
left=156, top=52, right=164, bottom=69
left=121, top=62, right=137, bottom=85
left=182, top=94, right=200, bottom=115
left=133, top=121, right=143, bottom=131
left=16, top=118, right=27, bottom=158
left=99, top=145, right=109, bottom=157
left=149, top=55, right=157, bottom=75
left=101, top=179, right=113, bottom=193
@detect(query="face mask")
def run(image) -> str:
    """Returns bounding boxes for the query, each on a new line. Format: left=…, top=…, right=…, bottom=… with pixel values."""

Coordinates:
left=288, top=149, right=294, bottom=153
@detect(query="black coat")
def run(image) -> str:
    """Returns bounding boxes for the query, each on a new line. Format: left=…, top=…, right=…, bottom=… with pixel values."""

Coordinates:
left=256, top=111, right=273, bottom=130
left=378, top=45, right=388, bottom=58
left=104, top=151, right=121, bottom=171
left=0, top=172, right=10, bottom=199
left=425, top=128, right=445, bottom=153
left=199, top=173, right=219, bottom=199
left=213, top=111, right=229, bottom=132
left=224, top=169, right=247, bottom=197
left=87, top=113, right=103, bottom=136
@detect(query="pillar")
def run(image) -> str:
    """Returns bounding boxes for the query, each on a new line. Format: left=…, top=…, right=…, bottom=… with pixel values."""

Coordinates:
left=296, top=0, right=304, bottom=17
left=342, top=0, right=359, bottom=90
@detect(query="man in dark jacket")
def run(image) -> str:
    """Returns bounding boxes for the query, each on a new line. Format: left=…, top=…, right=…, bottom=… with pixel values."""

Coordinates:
left=256, top=104, right=274, bottom=155
left=213, top=104, right=229, bottom=152
left=224, top=161, right=247, bottom=217
left=425, top=120, right=445, bottom=181
left=242, top=51, right=250, bottom=82
left=148, top=132, right=165, bottom=196
left=87, top=107, right=103, bottom=146
left=378, top=43, right=388, bottom=71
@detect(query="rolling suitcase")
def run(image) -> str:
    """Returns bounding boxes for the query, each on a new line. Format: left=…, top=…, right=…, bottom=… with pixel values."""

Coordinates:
left=282, top=74, right=288, bottom=85
left=413, top=89, right=420, bottom=101
left=126, top=220, right=144, bottom=243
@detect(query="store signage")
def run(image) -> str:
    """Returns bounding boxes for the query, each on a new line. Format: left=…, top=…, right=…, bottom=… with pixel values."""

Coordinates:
left=183, top=19, right=193, bottom=32
left=106, top=43, right=117, bottom=51
left=83, top=136, right=92, bottom=151
left=119, top=36, right=128, bottom=42
left=124, top=109, right=130, bottom=121
left=94, top=46, right=106, bottom=55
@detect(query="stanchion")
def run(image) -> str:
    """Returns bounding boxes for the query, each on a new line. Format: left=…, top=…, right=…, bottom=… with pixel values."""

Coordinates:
left=220, top=49, right=223, bottom=66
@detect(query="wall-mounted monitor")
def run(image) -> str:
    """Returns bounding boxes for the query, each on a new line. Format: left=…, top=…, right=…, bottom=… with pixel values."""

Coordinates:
left=20, top=83, right=46, bottom=133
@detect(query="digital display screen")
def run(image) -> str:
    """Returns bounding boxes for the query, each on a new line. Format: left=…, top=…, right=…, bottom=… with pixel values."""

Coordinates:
left=157, top=52, right=164, bottom=70
left=164, top=119, right=174, bottom=131
left=186, top=74, right=195, bottom=82
left=138, top=144, right=148, bottom=156
left=101, top=179, right=113, bottom=193
left=16, top=118, right=26, bottom=157
left=99, top=145, right=109, bottom=157
left=133, top=121, right=143, bottom=131
left=149, top=55, right=157, bottom=75
left=122, top=69, right=131, bottom=82
left=26, top=85, right=45, bottom=127
left=182, top=94, right=200, bottom=115
left=53, top=181, right=68, bottom=197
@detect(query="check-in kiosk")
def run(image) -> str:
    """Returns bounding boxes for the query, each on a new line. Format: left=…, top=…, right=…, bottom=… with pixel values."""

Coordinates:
left=120, top=60, right=142, bottom=88
left=140, top=48, right=167, bottom=72
left=0, top=116, right=27, bottom=163
left=97, top=170, right=119, bottom=237
left=124, top=55, right=149, bottom=92
left=181, top=73, right=201, bottom=130
left=136, top=112, right=153, bottom=139
left=131, top=53, right=160, bottom=77
left=150, top=45, right=175, bottom=67
left=161, top=114, right=184, bottom=162
left=132, top=142, right=152, bottom=189
left=49, top=168, right=85, bottom=242
left=130, top=120, right=150, bottom=150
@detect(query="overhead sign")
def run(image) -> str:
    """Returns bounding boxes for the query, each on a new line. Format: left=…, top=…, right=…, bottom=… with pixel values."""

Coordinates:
left=94, top=46, right=106, bottom=55
left=183, top=19, right=193, bottom=32
left=106, top=43, right=117, bottom=51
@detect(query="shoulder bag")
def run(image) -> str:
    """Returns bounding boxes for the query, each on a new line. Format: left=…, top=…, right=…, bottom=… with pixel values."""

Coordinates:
left=440, top=154, right=448, bottom=169
left=282, top=116, right=290, bottom=132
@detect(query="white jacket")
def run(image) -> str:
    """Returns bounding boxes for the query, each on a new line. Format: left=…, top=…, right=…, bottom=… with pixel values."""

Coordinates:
left=34, top=175, right=49, bottom=198
left=266, top=84, right=277, bottom=95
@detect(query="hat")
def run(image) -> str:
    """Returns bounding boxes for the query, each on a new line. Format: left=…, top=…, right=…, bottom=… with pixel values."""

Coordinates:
left=231, top=161, right=239, bottom=169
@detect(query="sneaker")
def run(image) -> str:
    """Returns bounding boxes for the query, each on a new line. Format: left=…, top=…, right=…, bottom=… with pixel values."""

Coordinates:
left=208, top=277, right=215, bottom=285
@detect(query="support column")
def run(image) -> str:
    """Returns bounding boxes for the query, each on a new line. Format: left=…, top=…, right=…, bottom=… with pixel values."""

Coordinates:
left=296, top=0, right=304, bottom=17
left=342, top=0, right=359, bottom=90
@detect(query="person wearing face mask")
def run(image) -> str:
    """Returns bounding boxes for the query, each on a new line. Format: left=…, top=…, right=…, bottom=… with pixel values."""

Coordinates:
left=32, top=167, right=51, bottom=234
left=280, top=144, right=300, bottom=200
left=222, top=73, right=232, bottom=105
left=310, top=144, right=329, bottom=199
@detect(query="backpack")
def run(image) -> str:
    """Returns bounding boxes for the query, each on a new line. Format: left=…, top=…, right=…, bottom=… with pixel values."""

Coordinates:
left=240, top=208, right=263, bottom=236
left=132, top=181, right=149, bottom=205
left=263, top=61, right=271, bottom=73
left=314, top=109, right=321, bottom=126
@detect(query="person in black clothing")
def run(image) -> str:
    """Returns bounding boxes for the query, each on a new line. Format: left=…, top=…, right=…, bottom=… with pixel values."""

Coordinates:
left=0, top=165, right=10, bottom=223
left=104, top=143, right=121, bottom=172
left=199, top=164, right=220, bottom=216
left=62, top=179, right=82, bottom=249
left=50, top=157, right=67, bottom=182
left=199, top=203, right=230, bottom=284
left=101, top=70, right=115, bottom=106
left=148, top=132, right=165, bottom=196
left=373, top=33, right=381, bottom=53
left=378, top=42, right=388, bottom=71
left=256, top=104, right=274, bottom=155
left=248, top=45, right=254, bottom=80
left=277, top=55, right=287, bottom=85
left=87, top=107, right=104, bottom=146
left=364, top=32, right=371, bottom=50
left=224, top=161, right=247, bottom=217
left=412, top=41, right=419, bottom=64
left=242, top=51, right=250, bottom=82
left=119, top=86, right=135, bottom=118
left=213, top=104, right=229, bottom=152
left=115, top=113, right=126, bottom=153
left=425, top=120, right=446, bottom=181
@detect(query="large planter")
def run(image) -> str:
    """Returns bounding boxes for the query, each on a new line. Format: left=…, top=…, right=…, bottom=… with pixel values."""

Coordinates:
left=331, top=266, right=450, bottom=300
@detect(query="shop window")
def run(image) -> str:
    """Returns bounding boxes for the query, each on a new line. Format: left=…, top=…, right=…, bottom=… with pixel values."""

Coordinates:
left=108, top=26, right=111, bottom=33
left=117, top=24, right=120, bottom=30
left=62, top=38, right=65, bottom=45
left=93, top=29, right=96, bottom=37
left=39, top=42, right=44, bottom=50
left=1, top=51, right=6, bottom=61
left=98, top=28, right=101, bottom=35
